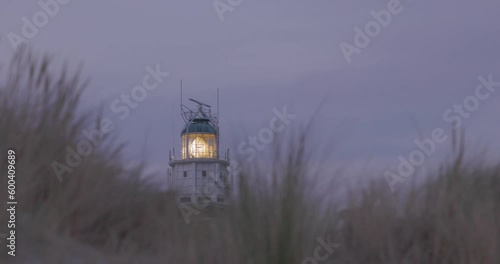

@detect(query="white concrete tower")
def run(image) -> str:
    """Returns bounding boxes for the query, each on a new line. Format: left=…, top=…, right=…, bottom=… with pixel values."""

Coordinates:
left=168, top=97, right=231, bottom=209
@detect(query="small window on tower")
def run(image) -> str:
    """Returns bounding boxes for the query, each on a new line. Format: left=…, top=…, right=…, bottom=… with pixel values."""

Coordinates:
left=183, top=171, right=187, bottom=177
left=220, top=172, right=226, bottom=182
left=202, top=170, right=207, bottom=177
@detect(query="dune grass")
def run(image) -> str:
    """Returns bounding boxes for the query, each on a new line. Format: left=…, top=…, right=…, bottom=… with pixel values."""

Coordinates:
left=1, top=49, right=499, bottom=263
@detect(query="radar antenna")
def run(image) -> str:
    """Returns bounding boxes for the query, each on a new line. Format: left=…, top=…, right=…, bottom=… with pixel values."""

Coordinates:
left=189, top=98, right=211, bottom=107
left=181, top=97, right=218, bottom=125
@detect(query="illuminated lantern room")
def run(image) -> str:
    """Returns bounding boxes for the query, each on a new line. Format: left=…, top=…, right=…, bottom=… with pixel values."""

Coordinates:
left=181, top=118, right=217, bottom=159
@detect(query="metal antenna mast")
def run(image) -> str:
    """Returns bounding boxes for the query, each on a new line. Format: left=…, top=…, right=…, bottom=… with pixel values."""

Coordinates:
left=217, top=89, right=220, bottom=159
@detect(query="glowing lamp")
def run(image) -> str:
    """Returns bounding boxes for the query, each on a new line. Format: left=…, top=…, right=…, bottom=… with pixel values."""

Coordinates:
left=190, top=137, right=208, bottom=158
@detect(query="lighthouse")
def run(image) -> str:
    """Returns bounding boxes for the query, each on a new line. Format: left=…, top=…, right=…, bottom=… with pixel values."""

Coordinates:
left=168, top=95, right=231, bottom=211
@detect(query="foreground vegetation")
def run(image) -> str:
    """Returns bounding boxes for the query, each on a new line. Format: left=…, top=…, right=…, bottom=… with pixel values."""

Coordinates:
left=1, top=49, right=499, bottom=263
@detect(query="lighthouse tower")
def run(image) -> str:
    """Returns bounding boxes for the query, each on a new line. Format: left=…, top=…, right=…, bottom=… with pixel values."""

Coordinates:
left=168, top=97, right=231, bottom=209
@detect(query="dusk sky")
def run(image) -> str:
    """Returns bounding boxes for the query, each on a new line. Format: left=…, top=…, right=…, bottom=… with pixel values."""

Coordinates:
left=1, top=0, right=499, bottom=186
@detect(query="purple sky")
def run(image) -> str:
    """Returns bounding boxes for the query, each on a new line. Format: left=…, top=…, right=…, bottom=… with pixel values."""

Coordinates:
left=1, top=0, right=500, bottom=185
